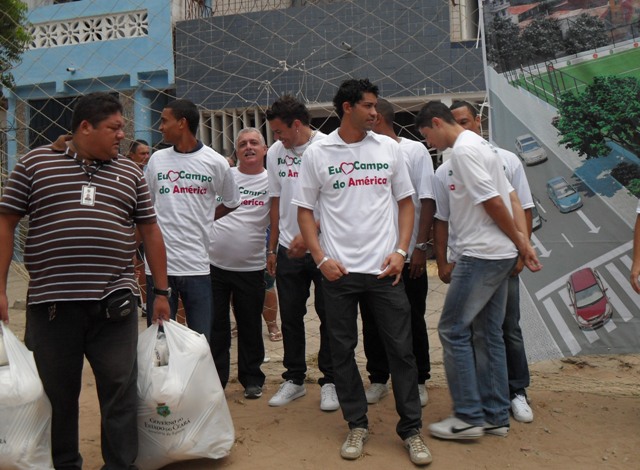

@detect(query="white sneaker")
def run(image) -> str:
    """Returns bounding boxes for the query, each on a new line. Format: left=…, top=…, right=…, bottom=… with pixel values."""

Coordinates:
left=484, top=423, right=510, bottom=437
left=404, top=434, right=432, bottom=466
left=365, top=383, right=389, bottom=404
left=429, top=416, right=484, bottom=440
left=511, top=394, right=533, bottom=423
left=268, top=380, right=306, bottom=407
left=340, top=428, right=369, bottom=460
left=418, top=383, right=428, bottom=407
left=320, top=383, right=340, bottom=411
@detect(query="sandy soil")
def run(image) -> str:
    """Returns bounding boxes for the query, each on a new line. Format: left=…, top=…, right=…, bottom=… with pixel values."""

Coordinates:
left=5, top=265, right=640, bottom=470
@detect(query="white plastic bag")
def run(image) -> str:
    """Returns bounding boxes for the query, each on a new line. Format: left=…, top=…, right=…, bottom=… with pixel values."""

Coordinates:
left=135, top=320, right=234, bottom=470
left=0, top=323, right=54, bottom=470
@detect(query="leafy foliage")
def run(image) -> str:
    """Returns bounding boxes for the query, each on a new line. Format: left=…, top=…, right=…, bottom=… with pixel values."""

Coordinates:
left=520, top=17, right=563, bottom=61
left=611, top=162, right=640, bottom=186
left=0, top=0, right=31, bottom=90
left=556, top=76, right=640, bottom=158
left=487, top=16, right=523, bottom=72
left=564, top=13, right=609, bottom=55
left=626, top=178, right=640, bottom=197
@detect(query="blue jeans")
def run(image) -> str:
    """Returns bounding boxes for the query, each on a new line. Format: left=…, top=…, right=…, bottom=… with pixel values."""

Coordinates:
left=505, top=275, right=530, bottom=398
left=362, top=264, right=431, bottom=384
left=323, top=273, right=422, bottom=440
left=146, top=274, right=213, bottom=343
left=275, top=244, right=333, bottom=385
left=438, top=255, right=516, bottom=427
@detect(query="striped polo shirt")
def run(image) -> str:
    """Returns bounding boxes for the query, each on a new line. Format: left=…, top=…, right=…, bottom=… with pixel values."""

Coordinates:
left=0, top=145, right=157, bottom=305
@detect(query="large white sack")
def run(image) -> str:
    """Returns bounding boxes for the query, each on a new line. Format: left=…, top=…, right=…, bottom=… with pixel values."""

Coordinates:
left=0, top=323, right=53, bottom=470
left=135, top=320, right=234, bottom=470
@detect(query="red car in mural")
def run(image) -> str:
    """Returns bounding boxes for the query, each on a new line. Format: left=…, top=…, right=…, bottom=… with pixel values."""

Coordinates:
left=566, top=268, right=613, bottom=330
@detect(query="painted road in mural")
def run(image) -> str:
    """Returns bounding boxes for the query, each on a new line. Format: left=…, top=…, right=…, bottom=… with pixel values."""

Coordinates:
left=500, top=125, right=639, bottom=358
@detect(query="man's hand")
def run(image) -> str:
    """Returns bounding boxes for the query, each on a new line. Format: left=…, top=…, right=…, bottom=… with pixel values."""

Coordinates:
left=519, top=236, right=542, bottom=272
left=409, top=248, right=427, bottom=279
left=0, top=292, right=9, bottom=324
left=267, top=253, right=277, bottom=277
left=318, top=258, right=349, bottom=281
left=287, top=234, right=307, bottom=258
left=631, top=264, right=640, bottom=294
left=437, top=262, right=455, bottom=284
left=151, top=296, right=170, bottom=324
left=378, top=252, right=406, bottom=286
left=511, top=257, right=525, bottom=277
left=51, top=134, right=72, bottom=152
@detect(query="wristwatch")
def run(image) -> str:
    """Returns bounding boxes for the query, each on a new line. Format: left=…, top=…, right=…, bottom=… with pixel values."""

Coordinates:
left=153, top=286, right=172, bottom=297
left=395, top=248, right=408, bottom=260
left=415, top=242, right=429, bottom=251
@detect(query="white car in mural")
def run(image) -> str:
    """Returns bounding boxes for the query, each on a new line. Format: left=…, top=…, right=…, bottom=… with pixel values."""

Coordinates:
left=515, top=134, right=548, bottom=166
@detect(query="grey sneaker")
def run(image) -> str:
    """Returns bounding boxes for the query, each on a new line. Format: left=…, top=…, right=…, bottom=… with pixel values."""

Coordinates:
left=365, top=383, right=389, bottom=404
left=268, top=380, right=306, bottom=406
left=418, top=383, right=428, bottom=407
left=244, top=385, right=262, bottom=399
left=320, top=383, right=340, bottom=411
left=340, top=428, right=369, bottom=460
left=511, top=394, right=533, bottom=423
left=429, top=416, right=484, bottom=440
left=484, top=423, right=509, bottom=437
left=404, top=434, right=432, bottom=466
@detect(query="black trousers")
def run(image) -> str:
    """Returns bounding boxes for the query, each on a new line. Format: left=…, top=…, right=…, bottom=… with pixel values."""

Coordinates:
left=25, top=294, right=139, bottom=470
left=362, top=264, right=431, bottom=383
left=210, top=266, right=266, bottom=389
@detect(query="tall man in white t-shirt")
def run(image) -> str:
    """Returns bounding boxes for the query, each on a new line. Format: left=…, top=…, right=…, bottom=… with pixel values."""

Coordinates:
left=145, top=99, right=241, bottom=341
left=209, top=128, right=270, bottom=399
left=294, top=79, right=432, bottom=466
left=265, top=95, right=338, bottom=411
left=362, top=98, right=435, bottom=407
left=448, top=101, right=535, bottom=423
left=416, top=102, right=541, bottom=441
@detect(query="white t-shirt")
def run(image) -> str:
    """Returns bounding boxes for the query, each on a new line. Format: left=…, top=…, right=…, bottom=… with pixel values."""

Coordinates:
left=497, top=147, right=534, bottom=210
left=399, top=137, right=435, bottom=254
left=293, top=130, right=414, bottom=275
left=636, top=199, right=640, bottom=213
left=209, top=168, right=270, bottom=271
left=266, top=131, right=326, bottom=249
left=447, top=131, right=517, bottom=260
left=145, top=143, right=241, bottom=275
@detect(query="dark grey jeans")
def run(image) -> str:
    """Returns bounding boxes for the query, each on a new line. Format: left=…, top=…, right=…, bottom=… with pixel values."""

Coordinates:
left=25, top=294, right=139, bottom=470
left=322, top=272, right=422, bottom=440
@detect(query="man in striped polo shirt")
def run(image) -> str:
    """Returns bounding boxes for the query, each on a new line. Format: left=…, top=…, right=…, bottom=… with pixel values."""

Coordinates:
left=0, top=92, right=170, bottom=469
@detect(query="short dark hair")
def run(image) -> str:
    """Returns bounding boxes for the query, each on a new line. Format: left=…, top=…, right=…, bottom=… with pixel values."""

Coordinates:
left=165, top=99, right=200, bottom=136
left=375, top=98, right=395, bottom=126
left=71, top=92, right=123, bottom=133
left=265, top=95, right=311, bottom=127
left=415, top=101, right=456, bottom=129
left=332, top=78, right=379, bottom=119
left=128, top=139, right=149, bottom=155
left=450, top=100, right=479, bottom=118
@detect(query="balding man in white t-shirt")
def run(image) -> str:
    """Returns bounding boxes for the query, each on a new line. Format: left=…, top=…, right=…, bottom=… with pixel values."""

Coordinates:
left=209, top=128, right=270, bottom=400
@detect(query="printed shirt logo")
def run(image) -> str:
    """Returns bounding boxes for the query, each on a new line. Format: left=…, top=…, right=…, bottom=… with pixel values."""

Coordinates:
left=340, top=162, right=355, bottom=174
left=156, top=403, right=171, bottom=417
left=285, top=156, right=296, bottom=166
left=155, top=169, right=212, bottom=195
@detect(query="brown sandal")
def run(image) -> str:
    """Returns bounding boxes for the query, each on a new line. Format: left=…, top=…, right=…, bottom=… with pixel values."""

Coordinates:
left=265, top=320, right=282, bottom=342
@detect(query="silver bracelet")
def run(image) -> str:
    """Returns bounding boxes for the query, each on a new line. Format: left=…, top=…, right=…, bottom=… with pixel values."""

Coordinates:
left=316, top=256, right=329, bottom=269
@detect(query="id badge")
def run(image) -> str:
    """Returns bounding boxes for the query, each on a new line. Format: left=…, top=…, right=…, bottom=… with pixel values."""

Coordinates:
left=81, top=185, right=96, bottom=206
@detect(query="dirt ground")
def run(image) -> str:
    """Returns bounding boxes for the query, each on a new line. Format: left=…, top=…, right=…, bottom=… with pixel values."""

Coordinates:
left=4, top=264, right=640, bottom=469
